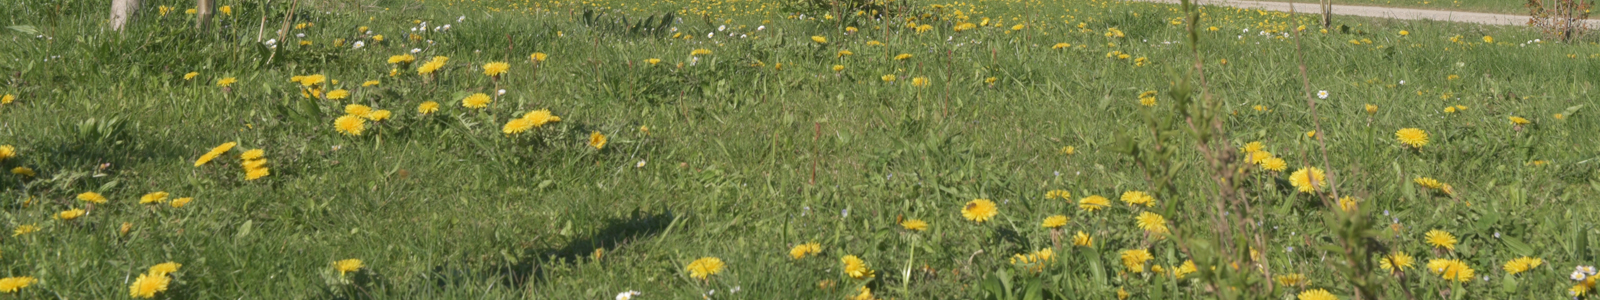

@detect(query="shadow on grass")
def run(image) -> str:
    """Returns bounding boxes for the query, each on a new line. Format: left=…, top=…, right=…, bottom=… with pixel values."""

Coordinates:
left=427, top=208, right=677, bottom=290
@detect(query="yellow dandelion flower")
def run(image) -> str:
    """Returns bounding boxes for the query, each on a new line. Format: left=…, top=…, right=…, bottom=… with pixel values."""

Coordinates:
left=362, top=80, right=380, bottom=87
left=1045, top=190, right=1071, bottom=200
left=1379, top=251, right=1414, bottom=272
left=1120, top=191, right=1155, bottom=207
left=1072, top=231, right=1093, bottom=247
left=170, top=197, right=192, bottom=208
left=1396, top=128, right=1428, bottom=148
left=483, top=62, right=510, bottom=77
left=57, top=209, right=86, bottom=220
left=522, top=109, right=562, bottom=127
left=811, top=36, right=827, bottom=44
left=461, top=93, right=491, bottom=109
left=1042, top=215, right=1069, bottom=228
left=0, top=276, right=38, bottom=293
left=300, top=74, right=326, bottom=86
left=645, top=58, right=661, bottom=65
left=841, top=255, right=875, bottom=279
left=245, top=167, right=270, bottom=180
left=832, top=65, right=845, bottom=72
left=911, top=77, right=929, bottom=87
left=900, top=219, right=928, bottom=231
left=365, top=110, right=391, bottom=121
left=850, top=286, right=874, bottom=300
left=325, top=89, right=350, bottom=100
left=217, top=77, right=237, bottom=87
left=148, top=262, right=182, bottom=277
left=530, top=52, right=549, bottom=62
left=10, top=167, right=34, bottom=177
left=1135, top=212, right=1168, bottom=234
left=589, top=131, right=608, bottom=150
left=238, top=148, right=264, bottom=160
left=1079, top=195, right=1110, bottom=212
left=345, top=104, right=373, bottom=116
left=961, top=199, right=998, bottom=223
left=1173, top=261, right=1198, bottom=279
left=1276, top=273, right=1308, bottom=286
left=140, top=192, right=170, bottom=204
left=1425, top=229, right=1458, bottom=251
left=1120, top=249, right=1153, bottom=273
left=388, top=54, right=416, bottom=64
left=790, top=243, right=822, bottom=259
left=1508, top=116, right=1530, bottom=125
left=881, top=74, right=896, bottom=82
left=502, top=118, right=535, bottom=135
left=1426, top=258, right=1474, bottom=282
left=1482, top=36, right=1494, bottom=43
left=0, top=145, right=14, bottom=161
left=0, top=94, right=13, bottom=105
left=1298, top=289, right=1337, bottom=300
left=894, top=53, right=913, bottom=60
left=129, top=273, right=170, bottom=298
left=1503, top=257, right=1542, bottom=275
left=334, top=259, right=364, bottom=276
left=335, top=115, right=367, bottom=136
left=1241, top=141, right=1264, bottom=153
left=183, top=72, right=199, bottom=80
left=690, top=49, right=712, bottom=56
left=1337, top=196, right=1358, bottom=212
left=78, top=192, right=109, bottom=204
left=685, top=257, right=725, bottom=280
left=837, top=50, right=853, bottom=57
left=194, top=141, right=235, bottom=166
left=417, top=56, right=448, bottom=74
left=417, top=101, right=440, bottom=114
left=1289, top=167, right=1327, bottom=193
left=1052, top=43, right=1072, bottom=49
left=1260, top=157, right=1287, bottom=172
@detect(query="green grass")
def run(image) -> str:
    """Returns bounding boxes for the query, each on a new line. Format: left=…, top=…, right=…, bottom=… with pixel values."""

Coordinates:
left=1, top=0, right=1598, bottom=298
left=1262, top=0, right=1530, bottom=14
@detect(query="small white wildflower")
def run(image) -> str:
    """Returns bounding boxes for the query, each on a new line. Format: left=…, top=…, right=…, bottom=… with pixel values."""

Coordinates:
left=458, top=15, right=466, bottom=22
left=497, top=89, right=506, bottom=95
left=352, top=41, right=365, bottom=49
left=410, top=48, right=422, bottom=54
left=296, top=33, right=306, bottom=38
left=636, top=160, right=646, bottom=168
left=1317, top=90, right=1329, bottom=99
left=615, top=291, right=641, bottom=300
left=756, top=25, right=764, bottom=31
left=717, top=25, right=726, bottom=31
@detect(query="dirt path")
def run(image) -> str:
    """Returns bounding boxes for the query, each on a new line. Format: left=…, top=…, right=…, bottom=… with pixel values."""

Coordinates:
left=1133, top=0, right=1600, bottom=26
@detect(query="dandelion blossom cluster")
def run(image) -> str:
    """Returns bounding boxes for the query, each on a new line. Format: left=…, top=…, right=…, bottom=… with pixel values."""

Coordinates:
left=1426, top=259, right=1474, bottom=282
left=789, top=243, right=821, bottom=259
left=1120, top=249, right=1154, bottom=272
left=241, top=149, right=270, bottom=180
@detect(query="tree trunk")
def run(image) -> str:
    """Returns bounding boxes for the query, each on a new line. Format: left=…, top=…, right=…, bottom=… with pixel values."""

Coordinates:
left=109, top=0, right=141, bottom=32
left=195, top=0, right=215, bottom=31
left=1321, top=0, right=1333, bottom=28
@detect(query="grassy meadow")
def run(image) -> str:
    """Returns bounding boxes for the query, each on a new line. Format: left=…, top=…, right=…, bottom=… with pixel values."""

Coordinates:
left=1263, top=0, right=1529, bottom=14
left=1, top=0, right=1599, bottom=298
